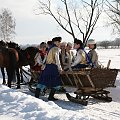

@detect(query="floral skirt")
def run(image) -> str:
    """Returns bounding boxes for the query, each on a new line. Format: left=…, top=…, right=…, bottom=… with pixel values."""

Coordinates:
left=38, top=64, right=62, bottom=88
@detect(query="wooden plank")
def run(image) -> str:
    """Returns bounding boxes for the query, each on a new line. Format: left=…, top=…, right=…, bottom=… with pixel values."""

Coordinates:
left=86, top=75, right=95, bottom=88
left=107, top=60, right=111, bottom=69
left=75, top=74, right=83, bottom=87
left=61, top=71, right=89, bottom=75
left=61, top=78, right=65, bottom=86
left=61, top=70, right=90, bottom=87
left=70, top=71, right=79, bottom=87
left=74, top=87, right=101, bottom=94
left=65, top=73, right=74, bottom=86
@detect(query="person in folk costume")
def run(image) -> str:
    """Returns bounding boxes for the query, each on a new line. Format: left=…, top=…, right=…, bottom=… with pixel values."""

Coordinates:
left=46, top=40, right=52, bottom=51
left=87, top=39, right=100, bottom=68
left=59, top=42, right=67, bottom=69
left=71, top=38, right=88, bottom=69
left=35, top=37, right=63, bottom=101
left=60, top=42, right=74, bottom=71
left=31, top=42, right=47, bottom=71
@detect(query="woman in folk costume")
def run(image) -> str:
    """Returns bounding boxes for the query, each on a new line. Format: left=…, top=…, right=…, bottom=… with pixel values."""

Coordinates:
left=35, top=37, right=63, bottom=101
left=31, top=42, right=47, bottom=71
left=71, top=38, right=88, bottom=69
left=87, top=39, right=100, bottom=68
left=59, top=42, right=67, bottom=69
left=61, top=42, right=74, bottom=71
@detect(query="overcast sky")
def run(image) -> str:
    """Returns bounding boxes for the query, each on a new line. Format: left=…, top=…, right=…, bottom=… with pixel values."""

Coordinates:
left=0, top=0, right=117, bottom=45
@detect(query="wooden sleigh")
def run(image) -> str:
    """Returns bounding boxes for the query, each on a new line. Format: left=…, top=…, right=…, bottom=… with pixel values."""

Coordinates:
left=28, top=61, right=118, bottom=105
left=61, top=68, right=118, bottom=105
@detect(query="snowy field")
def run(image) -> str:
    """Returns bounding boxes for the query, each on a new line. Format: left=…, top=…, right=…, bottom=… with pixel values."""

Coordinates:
left=0, top=49, right=120, bottom=120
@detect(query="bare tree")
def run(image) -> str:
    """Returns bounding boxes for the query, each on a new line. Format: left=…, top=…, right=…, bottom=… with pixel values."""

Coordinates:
left=35, top=0, right=104, bottom=45
left=0, top=8, right=16, bottom=42
left=105, top=0, right=120, bottom=34
left=114, top=37, right=120, bottom=47
left=99, top=40, right=110, bottom=49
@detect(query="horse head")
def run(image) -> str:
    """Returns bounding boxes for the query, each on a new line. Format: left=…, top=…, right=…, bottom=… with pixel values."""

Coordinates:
left=19, top=46, right=39, bottom=67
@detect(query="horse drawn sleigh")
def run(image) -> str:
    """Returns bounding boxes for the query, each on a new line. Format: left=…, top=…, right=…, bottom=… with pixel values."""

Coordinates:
left=28, top=65, right=118, bottom=106
left=0, top=40, right=119, bottom=105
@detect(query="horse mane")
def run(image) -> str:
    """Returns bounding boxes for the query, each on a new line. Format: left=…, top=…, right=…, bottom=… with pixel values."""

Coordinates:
left=7, top=41, right=21, bottom=50
left=0, top=40, right=6, bottom=47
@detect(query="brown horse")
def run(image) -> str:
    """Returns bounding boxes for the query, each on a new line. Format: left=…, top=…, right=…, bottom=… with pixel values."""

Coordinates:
left=0, top=40, right=39, bottom=89
left=0, top=46, right=19, bottom=88
left=7, top=41, right=40, bottom=88
left=7, top=41, right=23, bottom=89
left=16, top=46, right=39, bottom=88
left=0, top=40, right=7, bottom=84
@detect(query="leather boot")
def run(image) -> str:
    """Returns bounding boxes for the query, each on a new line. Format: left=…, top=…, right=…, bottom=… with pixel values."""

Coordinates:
left=35, top=88, right=41, bottom=98
left=48, top=88, right=58, bottom=101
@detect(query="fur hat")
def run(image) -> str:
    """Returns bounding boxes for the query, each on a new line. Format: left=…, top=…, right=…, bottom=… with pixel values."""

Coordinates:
left=47, top=41, right=52, bottom=45
left=52, top=37, right=62, bottom=42
left=74, top=38, right=83, bottom=45
left=87, top=39, right=96, bottom=44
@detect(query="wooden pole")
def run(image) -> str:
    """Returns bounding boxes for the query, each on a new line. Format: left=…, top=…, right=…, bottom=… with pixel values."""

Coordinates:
left=107, top=60, right=111, bottom=69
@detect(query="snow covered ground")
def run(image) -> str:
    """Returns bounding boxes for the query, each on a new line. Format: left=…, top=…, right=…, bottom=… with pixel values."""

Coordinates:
left=0, top=49, right=120, bottom=120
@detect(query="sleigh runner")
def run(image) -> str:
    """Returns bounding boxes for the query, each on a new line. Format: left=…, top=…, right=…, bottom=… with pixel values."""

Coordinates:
left=28, top=67, right=118, bottom=105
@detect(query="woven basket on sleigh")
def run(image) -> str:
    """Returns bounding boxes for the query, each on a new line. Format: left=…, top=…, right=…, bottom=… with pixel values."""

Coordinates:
left=61, top=68, right=118, bottom=89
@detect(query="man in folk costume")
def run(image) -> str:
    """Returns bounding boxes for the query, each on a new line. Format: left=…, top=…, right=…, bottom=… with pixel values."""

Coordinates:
left=71, top=38, right=88, bottom=69
left=35, top=37, right=63, bottom=101
left=46, top=40, right=52, bottom=51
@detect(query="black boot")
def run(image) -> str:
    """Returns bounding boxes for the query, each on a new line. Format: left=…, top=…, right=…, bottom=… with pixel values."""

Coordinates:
left=58, top=86, right=66, bottom=93
left=48, top=88, right=58, bottom=101
left=35, top=88, right=41, bottom=98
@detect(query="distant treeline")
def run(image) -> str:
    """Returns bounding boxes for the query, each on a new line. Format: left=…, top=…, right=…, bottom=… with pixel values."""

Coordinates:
left=97, top=38, right=120, bottom=49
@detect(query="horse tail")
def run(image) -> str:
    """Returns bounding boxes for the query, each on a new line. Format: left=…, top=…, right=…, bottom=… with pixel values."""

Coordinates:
left=10, top=49, right=17, bottom=69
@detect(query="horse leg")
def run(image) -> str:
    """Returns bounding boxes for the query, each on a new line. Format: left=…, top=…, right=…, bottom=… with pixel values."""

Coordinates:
left=16, top=67, right=21, bottom=89
left=6, top=67, right=17, bottom=88
left=6, top=68, right=12, bottom=88
left=6, top=51, right=17, bottom=88
left=1, top=67, right=6, bottom=84
left=20, top=68, right=23, bottom=83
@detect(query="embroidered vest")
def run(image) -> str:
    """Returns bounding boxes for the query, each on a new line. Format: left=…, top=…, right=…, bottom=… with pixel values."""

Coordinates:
left=78, top=49, right=87, bottom=64
left=46, top=47, right=58, bottom=64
